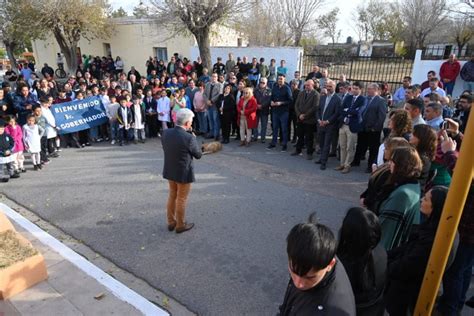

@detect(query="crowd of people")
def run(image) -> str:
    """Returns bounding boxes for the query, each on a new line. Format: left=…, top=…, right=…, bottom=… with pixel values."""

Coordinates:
left=0, top=50, right=473, bottom=315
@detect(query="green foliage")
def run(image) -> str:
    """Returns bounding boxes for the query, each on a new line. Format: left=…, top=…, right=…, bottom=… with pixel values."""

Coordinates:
left=111, top=7, right=128, bottom=18
left=133, top=5, right=149, bottom=18
left=0, top=48, right=6, bottom=59
left=354, top=0, right=405, bottom=42
left=317, top=8, right=341, bottom=44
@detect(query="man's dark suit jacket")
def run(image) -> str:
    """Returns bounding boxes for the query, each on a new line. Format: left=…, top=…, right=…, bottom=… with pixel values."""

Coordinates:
left=317, top=93, right=342, bottom=128
left=362, top=95, right=387, bottom=132
left=162, top=127, right=202, bottom=184
left=339, top=94, right=366, bottom=133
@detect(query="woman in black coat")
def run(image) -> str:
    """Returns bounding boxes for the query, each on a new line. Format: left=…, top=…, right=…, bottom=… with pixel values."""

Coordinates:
left=218, top=85, right=236, bottom=144
left=338, top=207, right=387, bottom=316
left=384, top=186, right=458, bottom=315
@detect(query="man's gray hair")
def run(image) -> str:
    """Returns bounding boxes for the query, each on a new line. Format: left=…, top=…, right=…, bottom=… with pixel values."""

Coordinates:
left=176, top=108, right=195, bottom=126
left=368, top=83, right=380, bottom=90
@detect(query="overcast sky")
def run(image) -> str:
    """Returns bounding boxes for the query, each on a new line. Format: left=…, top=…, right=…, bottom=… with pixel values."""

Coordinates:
left=110, top=0, right=364, bottom=43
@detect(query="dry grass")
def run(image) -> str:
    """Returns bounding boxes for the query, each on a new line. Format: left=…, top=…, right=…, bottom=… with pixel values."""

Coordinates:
left=0, top=230, right=38, bottom=269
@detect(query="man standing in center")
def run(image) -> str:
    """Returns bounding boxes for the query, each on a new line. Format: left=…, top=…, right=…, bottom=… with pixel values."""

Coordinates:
left=352, top=83, right=387, bottom=173
left=161, top=108, right=202, bottom=234
left=316, top=80, right=342, bottom=170
left=292, top=79, right=319, bottom=160
left=204, top=73, right=223, bottom=140
left=336, top=81, right=365, bottom=174
left=268, top=74, right=292, bottom=152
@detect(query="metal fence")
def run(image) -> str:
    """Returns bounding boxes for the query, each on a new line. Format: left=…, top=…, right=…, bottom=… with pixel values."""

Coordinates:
left=421, top=45, right=472, bottom=60
left=302, top=54, right=414, bottom=93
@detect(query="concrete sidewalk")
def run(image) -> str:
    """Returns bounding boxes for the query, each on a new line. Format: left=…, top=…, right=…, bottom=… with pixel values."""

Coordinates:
left=0, top=204, right=170, bottom=316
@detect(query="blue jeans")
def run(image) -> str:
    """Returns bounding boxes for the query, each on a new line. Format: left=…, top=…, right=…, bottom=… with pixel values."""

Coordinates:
left=207, top=106, right=220, bottom=138
left=444, top=81, right=455, bottom=96
left=90, top=126, right=99, bottom=140
left=438, top=242, right=474, bottom=315
left=109, top=120, right=119, bottom=141
left=271, top=109, right=288, bottom=146
left=464, top=81, right=474, bottom=92
left=196, top=111, right=208, bottom=134
left=252, top=112, right=269, bottom=141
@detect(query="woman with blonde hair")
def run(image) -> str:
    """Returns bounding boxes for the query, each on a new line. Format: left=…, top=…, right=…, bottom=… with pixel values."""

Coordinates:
left=237, top=87, right=257, bottom=146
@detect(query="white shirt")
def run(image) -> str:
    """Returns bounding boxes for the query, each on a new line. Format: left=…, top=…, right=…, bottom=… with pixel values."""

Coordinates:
left=421, top=86, right=446, bottom=98
left=41, top=106, right=58, bottom=139
left=157, top=97, right=170, bottom=122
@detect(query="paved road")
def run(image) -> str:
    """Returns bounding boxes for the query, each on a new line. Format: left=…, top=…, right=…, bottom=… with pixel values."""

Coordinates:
left=2, top=137, right=367, bottom=315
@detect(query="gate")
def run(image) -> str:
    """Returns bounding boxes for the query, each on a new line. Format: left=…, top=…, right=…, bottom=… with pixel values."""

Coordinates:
left=302, top=54, right=414, bottom=93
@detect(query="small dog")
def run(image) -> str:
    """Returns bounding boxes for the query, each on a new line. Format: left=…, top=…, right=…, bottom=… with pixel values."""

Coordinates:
left=201, top=141, right=223, bottom=155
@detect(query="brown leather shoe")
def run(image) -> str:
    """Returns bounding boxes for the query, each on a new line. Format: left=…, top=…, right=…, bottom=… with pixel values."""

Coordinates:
left=176, top=223, right=194, bottom=234
left=334, top=165, right=344, bottom=171
left=341, top=166, right=351, bottom=174
left=167, top=223, right=176, bottom=231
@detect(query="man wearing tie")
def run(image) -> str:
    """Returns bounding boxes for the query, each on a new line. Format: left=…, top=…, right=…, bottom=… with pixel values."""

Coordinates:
left=316, top=80, right=342, bottom=170
left=336, top=81, right=365, bottom=174
left=143, top=89, right=158, bottom=137
left=352, top=83, right=387, bottom=172
left=292, top=79, right=320, bottom=159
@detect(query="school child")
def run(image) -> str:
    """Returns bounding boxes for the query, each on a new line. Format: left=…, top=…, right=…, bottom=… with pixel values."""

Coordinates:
left=131, top=95, right=146, bottom=143
left=5, top=116, right=25, bottom=173
left=116, top=98, right=133, bottom=146
left=157, top=89, right=170, bottom=135
left=106, top=95, right=120, bottom=145
left=171, top=90, right=186, bottom=124
left=23, top=114, right=45, bottom=170
left=34, top=106, right=49, bottom=164
left=0, top=120, right=17, bottom=182
left=40, top=97, right=59, bottom=158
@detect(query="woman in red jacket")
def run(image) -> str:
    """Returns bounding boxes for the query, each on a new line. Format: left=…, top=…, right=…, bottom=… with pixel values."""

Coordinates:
left=237, top=87, right=257, bottom=147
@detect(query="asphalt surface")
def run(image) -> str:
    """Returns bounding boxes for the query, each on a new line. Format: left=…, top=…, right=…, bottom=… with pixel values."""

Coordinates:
left=2, top=136, right=368, bottom=315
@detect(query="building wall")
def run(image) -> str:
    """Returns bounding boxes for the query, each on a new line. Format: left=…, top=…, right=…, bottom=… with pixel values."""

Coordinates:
left=412, top=50, right=468, bottom=98
left=32, top=18, right=243, bottom=76
left=190, top=46, right=304, bottom=80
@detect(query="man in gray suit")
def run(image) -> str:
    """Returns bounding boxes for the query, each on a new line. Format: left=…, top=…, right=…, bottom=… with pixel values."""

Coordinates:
left=291, top=79, right=320, bottom=160
left=162, top=108, right=202, bottom=234
left=204, top=73, right=223, bottom=140
left=352, top=83, right=387, bottom=172
left=316, top=80, right=342, bottom=170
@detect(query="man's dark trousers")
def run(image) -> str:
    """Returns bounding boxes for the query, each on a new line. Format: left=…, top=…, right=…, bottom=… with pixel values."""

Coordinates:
left=353, top=130, right=381, bottom=167
left=319, top=125, right=336, bottom=163
left=295, top=122, right=315, bottom=154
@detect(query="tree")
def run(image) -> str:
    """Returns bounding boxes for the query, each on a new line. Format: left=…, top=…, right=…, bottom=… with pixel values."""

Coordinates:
left=149, top=0, right=252, bottom=70
left=352, top=0, right=405, bottom=42
left=0, top=0, right=41, bottom=71
left=32, top=0, right=112, bottom=74
left=233, top=0, right=292, bottom=46
left=281, top=0, right=326, bottom=47
left=450, top=15, right=474, bottom=54
left=111, top=7, right=128, bottom=18
left=133, top=3, right=150, bottom=18
left=397, top=0, right=448, bottom=49
left=317, top=8, right=341, bottom=44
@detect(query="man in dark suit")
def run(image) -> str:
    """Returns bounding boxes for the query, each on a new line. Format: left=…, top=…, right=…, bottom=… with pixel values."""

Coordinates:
left=352, top=83, right=387, bottom=172
left=162, top=108, right=202, bottom=234
left=292, top=79, right=320, bottom=159
left=316, top=80, right=342, bottom=170
left=336, top=81, right=365, bottom=174
left=143, top=89, right=158, bottom=137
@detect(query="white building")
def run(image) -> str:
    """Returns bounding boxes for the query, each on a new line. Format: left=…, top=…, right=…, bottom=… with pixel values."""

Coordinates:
left=31, top=18, right=247, bottom=75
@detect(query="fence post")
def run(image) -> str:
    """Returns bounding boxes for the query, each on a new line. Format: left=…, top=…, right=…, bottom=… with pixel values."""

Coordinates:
left=349, top=57, right=354, bottom=81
